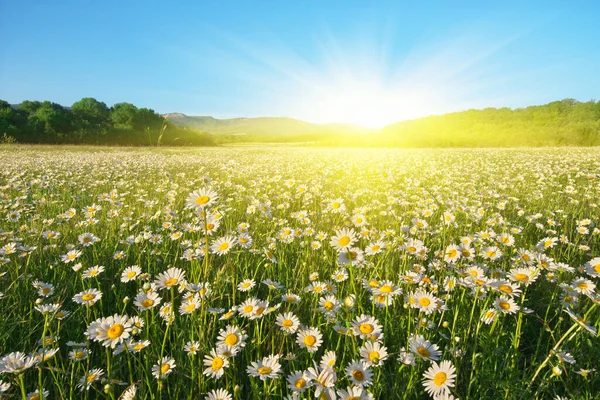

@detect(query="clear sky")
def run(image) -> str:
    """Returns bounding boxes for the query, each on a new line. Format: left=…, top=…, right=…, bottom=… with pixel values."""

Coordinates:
left=1, top=0, right=599, bottom=128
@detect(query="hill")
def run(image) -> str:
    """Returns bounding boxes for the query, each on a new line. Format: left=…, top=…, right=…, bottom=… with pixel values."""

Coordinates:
left=162, top=114, right=374, bottom=142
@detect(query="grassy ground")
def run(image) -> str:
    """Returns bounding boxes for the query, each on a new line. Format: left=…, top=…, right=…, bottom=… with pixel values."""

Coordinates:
left=0, top=146, right=599, bottom=400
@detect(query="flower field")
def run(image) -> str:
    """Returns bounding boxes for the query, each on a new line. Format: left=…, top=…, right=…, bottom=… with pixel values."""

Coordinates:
left=0, top=146, right=599, bottom=400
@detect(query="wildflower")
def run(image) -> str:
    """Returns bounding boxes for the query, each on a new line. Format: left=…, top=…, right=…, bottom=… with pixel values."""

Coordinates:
left=203, top=349, right=229, bottom=379
left=152, top=357, right=176, bottom=379
left=423, top=360, right=456, bottom=398
left=247, top=355, right=281, bottom=380
left=409, top=335, right=441, bottom=361
left=297, top=327, right=323, bottom=353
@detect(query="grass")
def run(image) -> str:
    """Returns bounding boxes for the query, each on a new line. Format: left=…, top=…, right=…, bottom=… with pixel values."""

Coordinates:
left=0, top=146, right=598, bottom=399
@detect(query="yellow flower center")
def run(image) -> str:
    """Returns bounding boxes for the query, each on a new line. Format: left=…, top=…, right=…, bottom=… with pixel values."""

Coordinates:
left=219, top=242, right=230, bottom=251
left=434, top=371, right=447, bottom=386
left=338, top=236, right=351, bottom=246
left=86, top=373, right=97, bottom=383
left=514, top=273, right=529, bottom=282
left=107, top=324, right=124, bottom=339
left=195, top=195, right=209, bottom=205
left=379, top=285, right=393, bottom=293
left=82, top=293, right=95, bottom=301
left=295, top=378, right=307, bottom=389
left=499, top=285, right=513, bottom=294
left=359, top=324, right=374, bottom=334
left=282, top=319, right=293, bottom=328
left=499, top=301, right=510, bottom=310
left=212, top=357, right=224, bottom=370
left=257, top=366, right=272, bottom=375
left=225, top=333, right=238, bottom=345
left=416, top=347, right=430, bottom=358
left=304, top=335, right=317, bottom=346
left=164, top=278, right=178, bottom=287
left=352, top=370, right=365, bottom=381
left=419, top=297, right=431, bottom=307
left=369, top=351, right=380, bottom=362
left=324, top=301, right=334, bottom=311
left=161, top=363, right=171, bottom=374
left=185, top=303, right=196, bottom=313
left=141, top=299, right=154, bottom=308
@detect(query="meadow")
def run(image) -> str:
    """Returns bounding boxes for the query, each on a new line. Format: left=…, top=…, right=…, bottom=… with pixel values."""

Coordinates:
left=0, top=146, right=599, bottom=400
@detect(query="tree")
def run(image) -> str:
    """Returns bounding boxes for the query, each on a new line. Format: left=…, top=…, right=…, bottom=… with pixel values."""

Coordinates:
left=71, top=98, right=110, bottom=142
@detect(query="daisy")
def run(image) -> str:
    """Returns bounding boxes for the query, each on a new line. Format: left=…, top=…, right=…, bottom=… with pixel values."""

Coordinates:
left=571, top=277, right=596, bottom=296
left=237, top=279, right=256, bottom=292
left=443, top=245, right=461, bottom=263
left=0, top=352, right=37, bottom=373
left=305, top=365, right=337, bottom=399
left=330, top=227, right=357, bottom=251
left=296, top=327, right=323, bottom=353
left=365, top=241, right=384, bottom=255
left=210, top=235, right=237, bottom=255
left=78, top=368, right=104, bottom=391
left=373, top=280, right=402, bottom=297
left=346, top=360, right=373, bottom=387
left=508, top=267, right=539, bottom=286
left=352, top=314, right=383, bottom=340
left=360, top=341, right=388, bottom=367
left=247, top=355, right=281, bottom=381
left=423, top=360, right=456, bottom=397
left=409, top=334, right=441, bottom=361
left=413, top=291, right=438, bottom=315
left=85, top=314, right=133, bottom=348
left=72, top=288, right=102, bottom=305
left=78, top=232, right=99, bottom=247
left=61, top=249, right=82, bottom=264
left=68, top=348, right=90, bottom=362
left=205, top=389, right=233, bottom=400
left=216, top=325, right=247, bottom=348
left=179, top=294, right=201, bottom=315
left=122, top=385, right=137, bottom=400
left=287, top=370, right=311, bottom=393
left=183, top=342, right=200, bottom=355
left=495, top=296, right=520, bottom=314
left=238, top=298, right=259, bottom=318
left=203, top=349, right=229, bottom=379
left=320, top=350, right=337, bottom=369
left=282, top=292, right=301, bottom=303
left=186, top=188, right=219, bottom=209
left=481, top=308, right=498, bottom=324
left=318, top=295, right=340, bottom=316
left=585, top=257, right=600, bottom=277
left=152, top=357, right=176, bottom=379
left=134, top=291, right=162, bottom=311
left=27, top=389, right=49, bottom=400
left=337, top=385, right=373, bottom=400
left=154, top=267, right=186, bottom=291
left=276, top=312, right=300, bottom=334
left=82, top=265, right=105, bottom=279
left=121, top=265, right=142, bottom=283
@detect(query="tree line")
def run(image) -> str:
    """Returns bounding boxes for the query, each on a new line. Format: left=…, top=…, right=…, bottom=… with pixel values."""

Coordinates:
left=0, top=98, right=215, bottom=146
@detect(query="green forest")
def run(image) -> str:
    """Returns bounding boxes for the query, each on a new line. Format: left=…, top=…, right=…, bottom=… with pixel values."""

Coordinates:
left=0, top=98, right=215, bottom=146
left=1, top=97, right=599, bottom=146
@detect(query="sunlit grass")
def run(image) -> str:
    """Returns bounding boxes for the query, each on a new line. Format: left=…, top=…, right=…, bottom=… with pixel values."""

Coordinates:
left=0, top=146, right=598, bottom=399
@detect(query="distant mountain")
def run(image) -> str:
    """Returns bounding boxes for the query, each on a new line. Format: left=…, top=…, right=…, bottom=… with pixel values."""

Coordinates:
left=161, top=114, right=375, bottom=139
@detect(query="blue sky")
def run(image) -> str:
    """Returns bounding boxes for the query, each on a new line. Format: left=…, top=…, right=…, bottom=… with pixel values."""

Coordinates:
left=1, top=0, right=599, bottom=127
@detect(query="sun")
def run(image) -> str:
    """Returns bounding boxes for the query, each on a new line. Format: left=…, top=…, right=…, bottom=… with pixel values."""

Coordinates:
left=292, top=79, right=444, bottom=128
